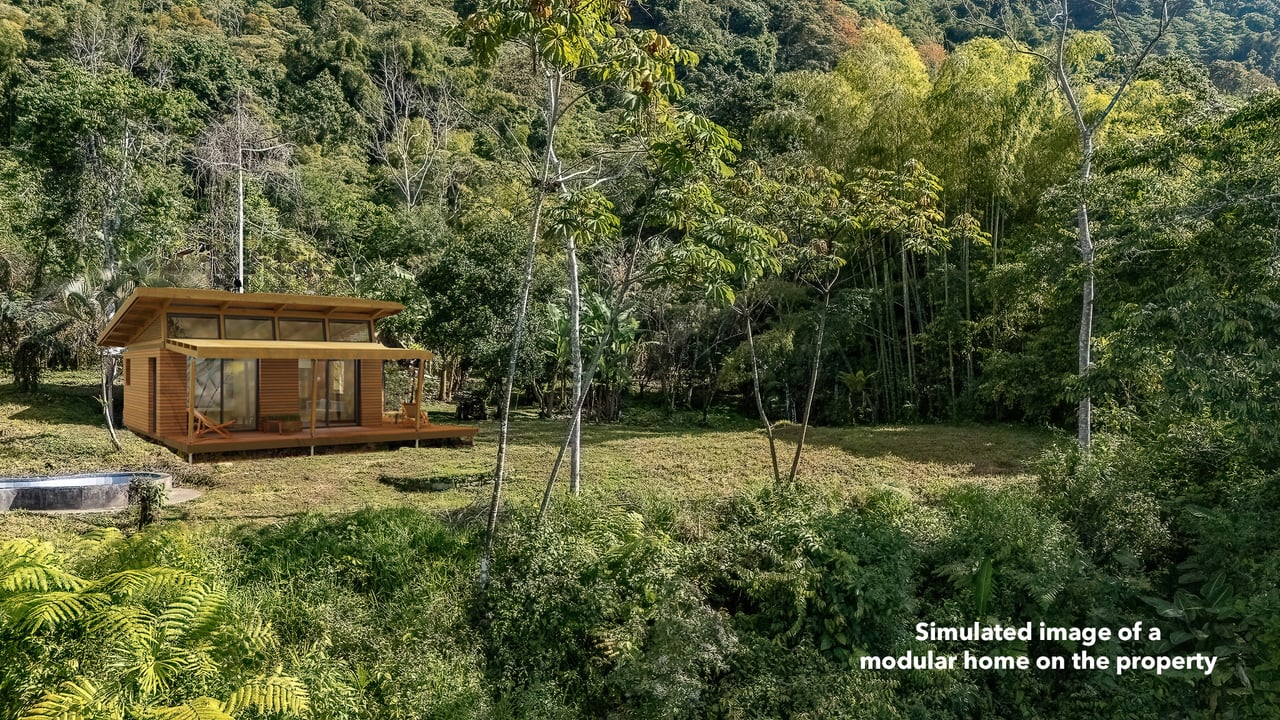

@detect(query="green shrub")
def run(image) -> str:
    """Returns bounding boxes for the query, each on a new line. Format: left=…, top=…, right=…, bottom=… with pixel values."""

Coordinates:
left=232, top=508, right=490, bottom=720
left=481, top=500, right=736, bottom=719
left=1036, top=433, right=1171, bottom=568
left=704, top=485, right=919, bottom=663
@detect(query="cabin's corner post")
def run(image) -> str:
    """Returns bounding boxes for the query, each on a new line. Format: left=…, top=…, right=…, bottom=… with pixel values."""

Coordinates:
left=186, top=356, right=195, bottom=459
left=309, top=358, right=320, bottom=456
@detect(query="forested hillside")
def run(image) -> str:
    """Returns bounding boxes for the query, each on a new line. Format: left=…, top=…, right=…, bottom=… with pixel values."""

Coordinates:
left=1, top=0, right=1279, bottom=717
left=0, top=0, right=1275, bottom=426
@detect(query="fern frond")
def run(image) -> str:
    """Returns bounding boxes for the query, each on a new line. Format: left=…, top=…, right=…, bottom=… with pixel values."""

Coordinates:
left=0, top=540, right=87, bottom=594
left=90, top=568, right=198, bottom=598
left=178, top=644, right=222, bottom=681
left=149, top=697, right=233, bottom=720
left=0, top=539, right=57, bottom=567
left=159, top=586, right=228, bottom=643
left=71, top=528, right=125, bottom=557
left=125, top=649, right=188, bottom=697
left=223, top=675, right=310, bottom=715
left=7, top=591, right=108, bottom=633
left=0, top=565, right=88, bottom=594
left=19, top=679, right=113, bottom=720
left=84, top=605, right=155, bottom=649
left=230, top=617, right=279, bottom=657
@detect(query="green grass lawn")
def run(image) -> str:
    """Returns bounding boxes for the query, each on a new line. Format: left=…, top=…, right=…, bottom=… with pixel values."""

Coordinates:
left=0, top=370, right=1052, bottom=540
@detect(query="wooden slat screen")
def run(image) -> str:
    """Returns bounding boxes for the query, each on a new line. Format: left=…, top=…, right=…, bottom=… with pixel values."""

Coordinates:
left=260, top=359, right=299, bottom=418
left=359, top=360, right=383, bottom=426
left=156, top=352, right=189, bottom=436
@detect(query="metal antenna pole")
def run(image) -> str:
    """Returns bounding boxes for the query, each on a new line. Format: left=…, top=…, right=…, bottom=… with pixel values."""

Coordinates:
left=236, top=156, right=244, bottom=293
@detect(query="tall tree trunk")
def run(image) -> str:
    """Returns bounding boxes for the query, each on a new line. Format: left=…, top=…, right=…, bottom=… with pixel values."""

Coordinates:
left=485, top=183, right=548, bottom=578
left=1076, top=135, right=1094, bottom=448
left=745, top=313, right=781, bottom=484
left=901, top=245, right=915, bottom=406
left=539, top=221, right=644, bottom=520
left=540, top=328, right=608, bottom=520
left=101, top=353, right=122, bottom=451
left=485, top=68, right=563, bottom=578
left=566, top=230, right=583, bottom=494
left=787, top=288, right=830, bottom=484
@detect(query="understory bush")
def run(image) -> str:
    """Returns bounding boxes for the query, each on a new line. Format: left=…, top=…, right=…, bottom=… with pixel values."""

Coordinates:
left=5, top=472, right=1272, bottom=718
left=1035, top=423, right=1280, bottom=718
left=232, top=507, right=490, bottom=720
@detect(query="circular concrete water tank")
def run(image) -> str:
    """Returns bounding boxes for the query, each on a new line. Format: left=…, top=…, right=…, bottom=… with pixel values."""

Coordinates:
left=0, top=472, right=173, bottom=512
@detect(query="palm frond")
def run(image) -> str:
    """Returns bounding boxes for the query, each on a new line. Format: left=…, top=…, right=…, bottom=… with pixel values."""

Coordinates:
left=83, top=605, right=155, bottom=648
left=0, top=541, right=87, bottom=594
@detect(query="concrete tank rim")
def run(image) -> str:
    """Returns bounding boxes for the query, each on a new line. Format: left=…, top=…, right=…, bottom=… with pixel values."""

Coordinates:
left=0, top=471, right=175, bottom=513
left=0, top=470, right=172, bottom=488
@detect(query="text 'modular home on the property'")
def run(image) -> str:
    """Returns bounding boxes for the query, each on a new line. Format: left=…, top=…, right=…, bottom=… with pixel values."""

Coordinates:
left=97, top=287, right=477, bottom=462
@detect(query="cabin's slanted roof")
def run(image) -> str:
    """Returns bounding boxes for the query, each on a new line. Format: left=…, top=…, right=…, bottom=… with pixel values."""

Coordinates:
left=164, top=338, right=433, bottom=362
left=98, top=287, right=404, bottom=347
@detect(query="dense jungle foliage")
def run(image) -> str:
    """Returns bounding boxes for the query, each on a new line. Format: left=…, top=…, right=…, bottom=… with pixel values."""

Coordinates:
left=0, top=0, right=1278, bottom=716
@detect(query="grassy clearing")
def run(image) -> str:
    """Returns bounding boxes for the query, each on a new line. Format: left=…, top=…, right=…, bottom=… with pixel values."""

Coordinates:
left=0, top=371, right=1051, bottom=540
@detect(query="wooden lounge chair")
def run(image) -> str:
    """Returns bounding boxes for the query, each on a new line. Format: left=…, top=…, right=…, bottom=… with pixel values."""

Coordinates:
left=194, top=410, right=234, bottom=439
left=401, top=402, right=428, bottom=425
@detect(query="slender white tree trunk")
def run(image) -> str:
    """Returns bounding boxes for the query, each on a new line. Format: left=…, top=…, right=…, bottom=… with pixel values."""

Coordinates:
left=102, top=352, right=122, bottom=451
left=745, top=313, right=781, bottom=484
left=567, top=235, right=583, bottom=494
left=1076, top=137, right=1094, bottom=448
left=484, top=69, right=561, bottom=579
left=788, top=289, right=831, bottom=484
left=485, top=191, right=545, bottom=576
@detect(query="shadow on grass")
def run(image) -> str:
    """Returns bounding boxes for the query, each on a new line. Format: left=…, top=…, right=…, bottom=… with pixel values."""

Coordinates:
left=771, top=423, right=1051, bottom=475
left=488, top=414, right=1048, bottom=475
left=490, top=417, right=755, bottom=447
left=378, top=472, right=490, bottom=493
left=2, top=380, right=105, bottom=426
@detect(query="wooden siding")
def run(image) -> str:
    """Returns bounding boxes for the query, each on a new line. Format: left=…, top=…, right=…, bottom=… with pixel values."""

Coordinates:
left=156, top=352, right=189, bottom=436
left=260, top=359, right=299, bottom=418
left=121, top=351, right=152, bottom=433
left=359, top=360, right=383, bottom=426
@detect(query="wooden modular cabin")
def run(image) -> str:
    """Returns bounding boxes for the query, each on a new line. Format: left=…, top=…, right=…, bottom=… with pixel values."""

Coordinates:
left=96, top=287, right=477, bottom=461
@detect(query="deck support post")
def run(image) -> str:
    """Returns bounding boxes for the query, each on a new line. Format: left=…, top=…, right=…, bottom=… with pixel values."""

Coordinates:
left=414, top=356, right=426, bottom=448
left=309, top=358, right=320, bottom=456
left=186, top=356, right=195, bottom=460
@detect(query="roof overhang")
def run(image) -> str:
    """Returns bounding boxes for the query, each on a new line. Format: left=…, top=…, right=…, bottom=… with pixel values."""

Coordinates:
left=165, top=339, right=433, bottom=362
left=98, top=287, right=405, bottom=347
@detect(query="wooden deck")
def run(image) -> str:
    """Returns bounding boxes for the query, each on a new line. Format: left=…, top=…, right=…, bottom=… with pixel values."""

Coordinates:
left=143, top=420, right=478, bottom=459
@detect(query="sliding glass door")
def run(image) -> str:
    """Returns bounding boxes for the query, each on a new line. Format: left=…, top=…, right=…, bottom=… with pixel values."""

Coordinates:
left=299, top=360, right=359, bottom=427
left=193, top=359, right=258, bottom=430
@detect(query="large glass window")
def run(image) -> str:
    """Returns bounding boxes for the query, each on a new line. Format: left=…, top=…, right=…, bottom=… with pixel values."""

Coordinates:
left=280, top=318, right=325, bottom=341
left=168, top=314, right=220, bottom=339
left=192, top=359, right=258, bottom=430
left=299, top=359, right=359, bottom=426
left=226, top=316, right=275, bottom=340
left=329, top=320, right=372, bottom=343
